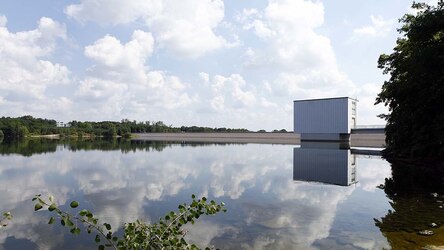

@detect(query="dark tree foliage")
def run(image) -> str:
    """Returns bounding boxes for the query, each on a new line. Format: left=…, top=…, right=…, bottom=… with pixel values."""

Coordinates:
left=376, top=1, right=444, bottom=159
left=0, top=139, right=58, bottom=157
left=0, top=116, right=57, bottom=138
left=0, top=116, right=252, bottom=139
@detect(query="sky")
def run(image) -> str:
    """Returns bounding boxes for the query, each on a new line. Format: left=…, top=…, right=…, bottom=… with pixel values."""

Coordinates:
left=0, top=0, right=435, bottom=131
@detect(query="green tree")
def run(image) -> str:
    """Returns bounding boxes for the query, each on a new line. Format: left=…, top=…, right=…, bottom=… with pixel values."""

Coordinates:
left=102, top=124, right=117, bottom=138
left=18, top=126, right=29, bottom=138
left=375, top=1, right=444, bottom=159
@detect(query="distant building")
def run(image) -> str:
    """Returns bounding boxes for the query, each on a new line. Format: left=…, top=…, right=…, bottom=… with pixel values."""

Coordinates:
left=294, top=97, right=357, bottom=141
left=56, top=121, right=70, bottom=127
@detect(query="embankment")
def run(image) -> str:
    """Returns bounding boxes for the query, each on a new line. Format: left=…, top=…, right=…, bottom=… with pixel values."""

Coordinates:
left=133, top=133, right=386, bottom=148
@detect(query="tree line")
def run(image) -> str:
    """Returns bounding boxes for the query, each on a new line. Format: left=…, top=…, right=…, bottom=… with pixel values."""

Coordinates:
left=0, top=116, right=257, bottom=139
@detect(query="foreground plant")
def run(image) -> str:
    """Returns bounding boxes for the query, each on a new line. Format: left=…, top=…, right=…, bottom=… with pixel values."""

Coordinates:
left=0, top=212, right=12, bottom=229
left=33, top=194, right=226, bottom=249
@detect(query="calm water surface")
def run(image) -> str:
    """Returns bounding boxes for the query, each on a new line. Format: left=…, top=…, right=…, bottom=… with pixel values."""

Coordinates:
left=0, top=139, right=443, bottom=249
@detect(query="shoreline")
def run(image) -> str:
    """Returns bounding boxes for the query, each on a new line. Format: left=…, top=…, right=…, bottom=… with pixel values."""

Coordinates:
left=23, top=132, right=386, bottom=148
left=133, top=132, right=386, bottom=148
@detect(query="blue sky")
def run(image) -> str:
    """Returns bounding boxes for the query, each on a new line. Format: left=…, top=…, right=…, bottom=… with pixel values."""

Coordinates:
left=0, top=0, right=434, bottom=130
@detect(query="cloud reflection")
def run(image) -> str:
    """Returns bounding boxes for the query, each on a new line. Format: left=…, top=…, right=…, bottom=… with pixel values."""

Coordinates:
left=0, top=142, right=390, bottom=249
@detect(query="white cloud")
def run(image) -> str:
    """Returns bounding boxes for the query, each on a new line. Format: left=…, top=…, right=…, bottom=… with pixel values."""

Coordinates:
left=0, top=16, right=71, bottom=117
left=185, top=221, right=237, bottom=248
left=84, top=30, right=154, bottom=70
left=75, top=31, right=194, bottom=119
left=269, top=70, right=357, bottom=99
left=355, top=82, right=388, bottom=125
left=76, top=77, right=128, bottom=101
left=65, top=0, right=160, bottom=25
left=357, top=157, right=391, bottom=192
left=238, top=0, right=357, bottom=104
left=199, top=72, right=210, bottom=84
left=0, top=15, right=7, bottom=27
left=204, top=73, right=278, bottom=114
left=229, top=0, right=391, bottom=129
left=210, top=96, right=225, bottom=112
left=353, top=15, right=394, bottom=37
left=262, top=0, right=334, bottom=68
left=65, top=0, right=234, bottom=57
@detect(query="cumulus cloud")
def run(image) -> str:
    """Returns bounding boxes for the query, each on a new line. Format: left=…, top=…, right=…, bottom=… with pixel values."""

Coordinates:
left=0, top=16, right=71, bottom=117
left=210, top=74, right=257, bottom=110
left=240, top=0, right=331, bottom=68
left=74, top=31, right=194, bottom=119
left=187, top=72, right=284, bottom=129
left=238, top=0, right=358, bottom=105
left=84, top=30, right=154, bottom=70
left=65, top=0, right=160, bottom=25
left=0, top=15, right=7, bottom=27
left=353, top=15, right=394, bottom=37
left=65, top=0, right=234, bottom=57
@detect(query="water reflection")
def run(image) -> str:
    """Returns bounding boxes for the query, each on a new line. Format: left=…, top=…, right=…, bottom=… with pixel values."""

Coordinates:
left=0, top=139, right=393, bottom=249
left=375, top=160, right=444, bottom=249
left=0, top=138, right=243, bottom=157
left=293, top=142, right=357, bottom=186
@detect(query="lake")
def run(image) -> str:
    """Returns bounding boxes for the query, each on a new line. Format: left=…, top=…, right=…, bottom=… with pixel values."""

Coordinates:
left=0, top=139, right=443, bottom=249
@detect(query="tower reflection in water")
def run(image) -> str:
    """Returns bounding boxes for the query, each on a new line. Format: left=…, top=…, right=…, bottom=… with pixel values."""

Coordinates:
left=293, top=142, right=380, bottom=186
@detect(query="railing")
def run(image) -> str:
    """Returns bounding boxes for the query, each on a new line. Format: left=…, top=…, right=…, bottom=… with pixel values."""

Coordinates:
left=354, top=125, right=385, bottom=129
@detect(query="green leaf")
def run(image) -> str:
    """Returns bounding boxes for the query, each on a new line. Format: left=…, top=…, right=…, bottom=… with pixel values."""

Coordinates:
left=78, top=209, right=88, bottom=216
left=98, top=245, right=105, bottom=250
left=70, top=201, right=79, bottom=208
left=66, top=218, right=74, bottom=227
left=48, top=203, right=57, bottom=211
left=179, top=218, right=186, bottom=225
left=48, top=217, right=55, bottom=224
left=104, top=223, right=111, bottom=230
left=95, top=234, right=101, bottom=243
left=70, top=227, right=81, bottom=235
left=34, top=203, right=43, bottom=211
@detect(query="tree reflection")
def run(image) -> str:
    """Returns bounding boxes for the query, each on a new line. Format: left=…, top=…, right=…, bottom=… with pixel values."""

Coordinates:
left=375, top=160, right=444, bottom=249
left=0, top=139, right=238, bottom=156
left=0, top=138, right=57, bottom=157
